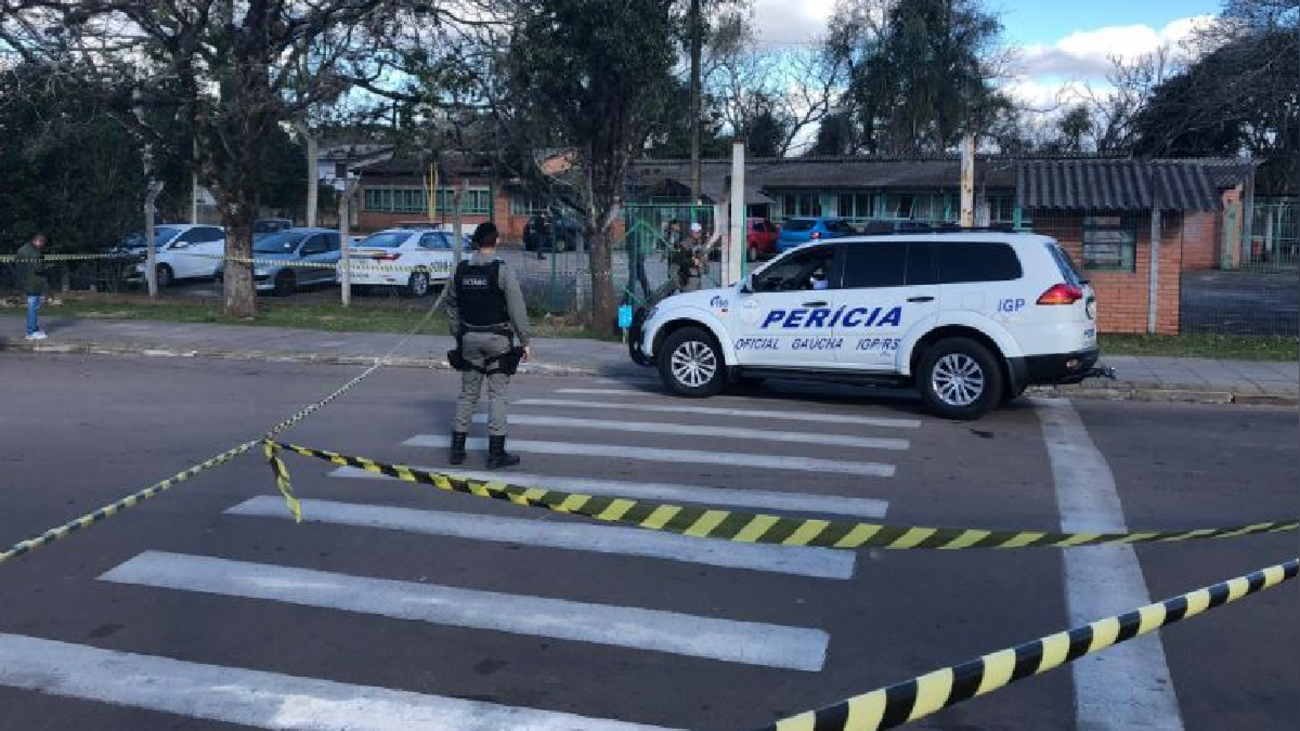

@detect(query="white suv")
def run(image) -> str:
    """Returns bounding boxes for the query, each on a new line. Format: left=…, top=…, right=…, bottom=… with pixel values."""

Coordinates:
left=631, top=232, right=1105, bottom=420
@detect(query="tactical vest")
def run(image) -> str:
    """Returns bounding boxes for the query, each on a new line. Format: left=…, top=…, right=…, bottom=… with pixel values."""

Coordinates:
left=454, top=259, right=510, bottom=327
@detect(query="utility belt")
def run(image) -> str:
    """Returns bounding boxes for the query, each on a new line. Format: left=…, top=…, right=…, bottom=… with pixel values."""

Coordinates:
left=447, top=323, right=526, bottom=376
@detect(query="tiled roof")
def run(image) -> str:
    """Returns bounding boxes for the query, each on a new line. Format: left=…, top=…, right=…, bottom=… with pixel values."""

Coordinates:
left=1016, top=159, right=1227, bottom=212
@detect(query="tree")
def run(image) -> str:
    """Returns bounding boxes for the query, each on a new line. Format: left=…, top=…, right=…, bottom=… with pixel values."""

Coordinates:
left=825, top=0, right=1011, bottom=155
left=0, top=62, right=152, bottom=252
left=702, top=6, right=845, bottom=156
left=1134, top=1, right=1298, bottom=192
left=1051, top=104, right=1093, bottom=153
left=500, top=0, right=677, bottom=336
left=2, top=0, right=397, bottom=316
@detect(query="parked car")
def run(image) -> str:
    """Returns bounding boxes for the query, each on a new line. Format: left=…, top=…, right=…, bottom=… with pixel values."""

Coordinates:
left=253, top=218, right=294, bottom=241
left=633, top=230, right=1106, bottom=420
left=523, top=213, right=582, bottom=252
left=338, top=227, right=467, bottom=297
left=215, top=228, right=341, bottom=296
left=747, top=218, right=780, bottom=260
left=127, top=224, right=226, bottom=288
left=776, top=217, right=857, bottom=252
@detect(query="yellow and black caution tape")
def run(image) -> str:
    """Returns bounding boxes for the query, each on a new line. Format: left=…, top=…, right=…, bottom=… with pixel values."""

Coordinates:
left=0, top=441, right=258, bottom=564
left=0, top=252, right=141, bottom=263
left=264, top=442, right=1300, bottom=546
left=2, top=298, right=443, bottom=568
left=198, top=253, right=442, bottom=273
left=758, top=557, right=1299, bottom=731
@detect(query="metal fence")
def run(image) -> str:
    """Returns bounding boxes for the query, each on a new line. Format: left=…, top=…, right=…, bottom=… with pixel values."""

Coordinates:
left=1184, top=198, right=1299, bottom=337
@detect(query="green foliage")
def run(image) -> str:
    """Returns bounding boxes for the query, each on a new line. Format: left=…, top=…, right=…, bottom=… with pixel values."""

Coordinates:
left=834, top=0, right=1010, bottom=155
left=0, top=64, right=147, bottom=253
left=1133, top=10, right=1298, bottom=193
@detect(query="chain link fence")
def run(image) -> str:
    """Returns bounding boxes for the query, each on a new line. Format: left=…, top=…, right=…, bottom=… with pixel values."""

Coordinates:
left=1182, top=198, right=1298, bottom=337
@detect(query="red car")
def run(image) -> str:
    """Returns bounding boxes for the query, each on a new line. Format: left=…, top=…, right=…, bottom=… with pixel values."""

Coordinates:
left=746, top=217, right=779, bottom=261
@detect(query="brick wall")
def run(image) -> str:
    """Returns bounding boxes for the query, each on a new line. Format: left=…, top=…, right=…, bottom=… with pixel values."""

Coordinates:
left=1031, top=211, right=1184, bottom=335
left=1181, top=211, right=1218, bottom=271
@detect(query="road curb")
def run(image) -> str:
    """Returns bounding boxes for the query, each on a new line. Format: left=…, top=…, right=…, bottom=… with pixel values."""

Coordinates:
left=0, top=338, right=613, bottom=378
left=4, top=338, right=1296, bottom=405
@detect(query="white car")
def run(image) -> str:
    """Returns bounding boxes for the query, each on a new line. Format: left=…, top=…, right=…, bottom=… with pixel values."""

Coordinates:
left=631, top=231, right=1107, bottom=420
left=129, top=224, right=226, bottom=288
left=339, top=227, right=469, bottom=297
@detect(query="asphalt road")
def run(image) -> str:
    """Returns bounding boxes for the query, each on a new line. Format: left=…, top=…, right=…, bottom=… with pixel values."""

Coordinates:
left=0, top=352, right=1295, bottom=731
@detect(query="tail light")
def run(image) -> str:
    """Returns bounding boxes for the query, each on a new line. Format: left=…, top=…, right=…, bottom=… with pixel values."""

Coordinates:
left=1037, top=283, right=1084, bottom=305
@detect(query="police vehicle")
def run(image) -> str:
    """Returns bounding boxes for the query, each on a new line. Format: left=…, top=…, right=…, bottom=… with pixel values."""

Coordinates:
left=338, top=227, right=468, bottom=297
left=630, top=231, right=1107, bottom=420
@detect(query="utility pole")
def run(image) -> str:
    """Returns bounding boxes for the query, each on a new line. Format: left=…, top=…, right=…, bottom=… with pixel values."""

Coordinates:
left=959, top=134, right=976, bottom=227
left=453, top=179, right=466, bottom=266
left=338, top=178, right=358, bottom=308
left=190, top=140, right=200, bottom=224
left=727, top=141, right=745, bottom=286
left=144, top=181, right=165, bottom=298
left=689, top=0, right=702, bottom=204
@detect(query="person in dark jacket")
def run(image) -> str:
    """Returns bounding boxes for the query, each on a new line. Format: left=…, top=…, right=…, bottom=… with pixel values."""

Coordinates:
left=446, top=222, right=532, bottom=469
left=15, top=234, right=50, bottom=340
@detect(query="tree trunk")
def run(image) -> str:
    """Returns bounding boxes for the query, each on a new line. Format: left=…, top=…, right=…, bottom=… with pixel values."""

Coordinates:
left=222, top=201, right=257, bottom=318
left=294, top=122, right=319, bottom=227
left=688, top=0, right=702, bottom=203
left=587, top=223, right=617, bottom=337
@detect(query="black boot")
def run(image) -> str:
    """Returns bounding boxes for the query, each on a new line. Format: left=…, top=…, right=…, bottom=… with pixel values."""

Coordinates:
left=486, top=434, right=520, bottom=469
left=449, top=431, right=468, bottom=466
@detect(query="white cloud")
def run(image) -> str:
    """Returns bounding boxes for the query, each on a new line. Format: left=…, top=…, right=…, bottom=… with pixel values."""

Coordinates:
left=751, top=0, right=836, bottom=45
left=1006, top=15, right=1214, bottom=107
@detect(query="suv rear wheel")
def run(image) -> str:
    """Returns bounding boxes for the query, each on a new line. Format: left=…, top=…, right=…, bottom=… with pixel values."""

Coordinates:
left=918, top=338, right=1003, bottom=420
left=658, top=327, right=726, bottom=397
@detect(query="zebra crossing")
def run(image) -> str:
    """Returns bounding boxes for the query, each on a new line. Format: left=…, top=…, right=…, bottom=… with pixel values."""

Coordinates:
left=0, top=381, right=913, bottom=730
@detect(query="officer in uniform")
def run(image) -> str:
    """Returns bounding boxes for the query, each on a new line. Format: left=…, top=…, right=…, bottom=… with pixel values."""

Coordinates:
left=447, top=222, right=532, bottom=469
left=668, top=221, right=709, bottom=292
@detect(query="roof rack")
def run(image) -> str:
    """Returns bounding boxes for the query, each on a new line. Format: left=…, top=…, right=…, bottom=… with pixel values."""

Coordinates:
left=852, top=224, right=1022, bottom=236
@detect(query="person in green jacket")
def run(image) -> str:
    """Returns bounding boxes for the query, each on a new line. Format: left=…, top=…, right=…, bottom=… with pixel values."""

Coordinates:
left=15, top=233, right=50, bottom=340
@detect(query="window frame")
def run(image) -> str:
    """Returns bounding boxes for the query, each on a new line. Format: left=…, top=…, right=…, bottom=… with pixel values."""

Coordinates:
left=751, top=244, right=841, bottom=293
left=1081, top=215, right=1138, bottom=272
left=934, top=241, right=1024, bottom=284
left=840, top=241, right=910, bottom=290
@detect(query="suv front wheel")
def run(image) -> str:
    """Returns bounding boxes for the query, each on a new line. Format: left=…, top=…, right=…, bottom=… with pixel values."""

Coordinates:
left=917, top=338, right=1003, bottom=420
left=658, top=326, right=727, bottom=398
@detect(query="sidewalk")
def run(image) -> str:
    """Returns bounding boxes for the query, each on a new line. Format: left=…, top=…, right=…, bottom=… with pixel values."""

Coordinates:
left=2, top=314, right=1296, bottom=405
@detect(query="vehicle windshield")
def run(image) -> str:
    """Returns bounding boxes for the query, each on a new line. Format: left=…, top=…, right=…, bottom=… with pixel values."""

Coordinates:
left=357, top=232, right=409, bottom=248
left=124, top=227, right=180, bottom=247
left=783, top=219, right=814, bottom=231
left=253, top=231, right=307, bottom=253
left=254, top=220, right=290, bottom=234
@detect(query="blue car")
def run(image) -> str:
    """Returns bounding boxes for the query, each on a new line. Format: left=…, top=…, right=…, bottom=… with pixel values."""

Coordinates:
left=776, top=217, right=858, bottom=252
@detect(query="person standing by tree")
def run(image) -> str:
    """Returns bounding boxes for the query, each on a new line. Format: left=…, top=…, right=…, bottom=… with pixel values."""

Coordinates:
left=670, top=222, right=709, bottom=292
left=15, top=234, right=50, bottom=340
left=446, top=222, right=532, bottom=470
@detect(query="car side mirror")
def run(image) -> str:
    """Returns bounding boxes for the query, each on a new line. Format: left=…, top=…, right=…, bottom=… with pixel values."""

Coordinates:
left=170, top=242, right=189, bottom=250
left=740, top=275, right=753, bottom=294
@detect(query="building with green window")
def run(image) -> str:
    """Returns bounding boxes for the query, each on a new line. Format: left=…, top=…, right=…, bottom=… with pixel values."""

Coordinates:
left=628, top=155, right=1259, bottom=334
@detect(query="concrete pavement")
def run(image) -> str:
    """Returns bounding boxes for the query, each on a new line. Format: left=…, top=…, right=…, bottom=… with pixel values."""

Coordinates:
left=0, top=353, right=1295, bottom=730
left=1, top=313, right=1296, bottom=404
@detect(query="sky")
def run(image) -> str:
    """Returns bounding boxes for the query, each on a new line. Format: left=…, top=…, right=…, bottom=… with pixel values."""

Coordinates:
left=750, top=0, right=1224, bottom=110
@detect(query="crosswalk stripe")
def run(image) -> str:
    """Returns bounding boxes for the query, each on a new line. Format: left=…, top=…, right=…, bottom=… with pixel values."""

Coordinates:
left=402, top=435, right=895, bottom=478
left=101, top=552, right=829, bottom=671
left=330, top=467, right=889, bottom=518
left=0, top=633, right=683, bottom=731
left=226, top=497, right=856, bottom=579
left=475, top=414, right=910, bottom=451
left=515, top=398, right=922, bottom=429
